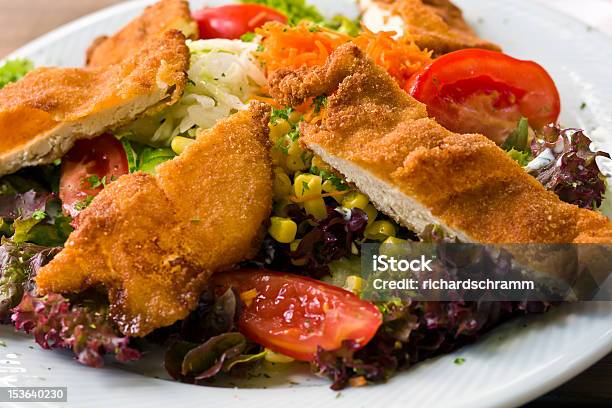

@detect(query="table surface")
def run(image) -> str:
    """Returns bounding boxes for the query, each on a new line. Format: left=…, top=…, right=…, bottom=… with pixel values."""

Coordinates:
left=0, top=0, right=611, bottom=406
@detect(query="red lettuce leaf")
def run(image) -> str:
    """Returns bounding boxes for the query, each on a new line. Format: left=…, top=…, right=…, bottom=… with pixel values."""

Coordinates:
left=12, top=293, right=141, bottom=367
left=528, top=126, right=609, bottom=209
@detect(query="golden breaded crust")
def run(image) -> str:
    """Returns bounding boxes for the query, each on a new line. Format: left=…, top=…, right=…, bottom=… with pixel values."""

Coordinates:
left=369, top=0, right=500, bottom=55
left=87, top=0, right=198, bottom=67
left=269, top=44, right=612, bottom=244
left=36, top=103, right=273, bottom=336
left=0, top=30, right=189, bottom=176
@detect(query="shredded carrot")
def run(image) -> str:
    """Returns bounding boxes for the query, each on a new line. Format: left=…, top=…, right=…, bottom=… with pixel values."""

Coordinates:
left=255, top=22, right=433, bottom=90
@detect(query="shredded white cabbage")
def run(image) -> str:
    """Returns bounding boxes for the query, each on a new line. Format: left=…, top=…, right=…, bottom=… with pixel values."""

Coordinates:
left=125, top=39, right=266, bottom=146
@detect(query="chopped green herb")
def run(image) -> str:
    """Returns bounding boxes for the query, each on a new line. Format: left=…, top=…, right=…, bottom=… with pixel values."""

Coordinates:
left=313, top=95, right=328, bottom=114
left=454, top=357, right=466, bottom=365
left=580, top=102, right=587, bottom=110
left=75, top=195, right=94, bottom=211
left=31, top=210, right=46, bottom=221
left=241, top=32, right=256, bottom=42
left=84, top=175, right=107, bottom=189
left=311, top=166, right=349, bottom=191
left=301, top=180, right=310, bottom=194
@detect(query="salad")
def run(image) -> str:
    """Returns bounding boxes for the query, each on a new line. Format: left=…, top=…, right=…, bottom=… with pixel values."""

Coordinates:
left=0, top=0, right=610, bottom=392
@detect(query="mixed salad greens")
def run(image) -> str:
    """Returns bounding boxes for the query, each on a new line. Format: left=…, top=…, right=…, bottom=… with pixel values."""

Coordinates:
left=0, top=0, right=610, bottom=391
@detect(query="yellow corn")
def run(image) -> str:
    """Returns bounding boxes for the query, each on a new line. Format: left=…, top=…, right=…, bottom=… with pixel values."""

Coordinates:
left=304, top=197, right=327, bottom=220
left=269, top=119, right=292, bottom=142
left=290, top=239, right=307, bottom=266
left=287, top=140, right=302, bottom=157
left=380, top=236, right=408, bottom=257
left=268, top=216, right=297, bottom=243
left=294, top=174, right=323, bottom=199
left=364, top=204, right=378, bottom=225
left=342, top=191, right=369, bottom=210
left=273, top=168, right=293, bottom=200
left=311, top=155, right=331, bottom=172
left=365, top=220, right=397, bottom=241
left=171, top=136, right=195, bottom=155
left=264, top=349, right=295, bottom=364
left=288, top=110, right=302, bottom=124
left=344, top=275, right=365, bottom=295
left=286, top=155, right=308, bottom=172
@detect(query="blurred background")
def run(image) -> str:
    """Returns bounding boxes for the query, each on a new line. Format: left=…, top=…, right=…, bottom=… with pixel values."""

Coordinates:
left=1, top=0, right=612, bottom=57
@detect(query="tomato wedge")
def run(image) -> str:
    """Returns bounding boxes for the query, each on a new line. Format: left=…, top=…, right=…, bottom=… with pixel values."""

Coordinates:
left=406, top=49, right=561, bottom=144
left=211, top=270, right=382, bottom=361
left=193, top=4, right=287, bottom=40
left=59, top=134, right=128, bottom=218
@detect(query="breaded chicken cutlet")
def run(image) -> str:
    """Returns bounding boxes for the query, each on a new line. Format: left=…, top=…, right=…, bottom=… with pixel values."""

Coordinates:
left=361, top=0, right=500, bottom=55
left=269, top=44, right=612, bottom=244
left=0, top=30, right=189, bottom=177
left=87, top=0, right=198, bottom=67
left=36, top=103, right=273, bottom=337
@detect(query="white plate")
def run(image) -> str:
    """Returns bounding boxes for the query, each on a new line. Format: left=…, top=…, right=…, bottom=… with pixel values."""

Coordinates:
left=2, top=1, right=612, bottom=407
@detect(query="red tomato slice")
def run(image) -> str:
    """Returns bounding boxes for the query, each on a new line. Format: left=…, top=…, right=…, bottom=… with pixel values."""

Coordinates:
left=406, top=49, right=561, bottom=144
left=59, top=134, right=128, bottom=218
left=211, top=270, right=382, bottom=361
left=193, top=4, right=287, bottom=40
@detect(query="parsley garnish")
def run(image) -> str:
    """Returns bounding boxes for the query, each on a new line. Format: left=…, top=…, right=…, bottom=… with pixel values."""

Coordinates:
left=313, top=95, right=327, bottom=114
left=83, top=175, right=107, bottom=189
left=32, top=210, right=46, bottom=221
left=75, top=195, right=94, bottom=211
left=241, top=32, right=256, bottom=42
left=454, top=357, right=466, bottom=365
left=301, top=181, right=310, bottom=195
left=311, top=166, right=349, bottom=191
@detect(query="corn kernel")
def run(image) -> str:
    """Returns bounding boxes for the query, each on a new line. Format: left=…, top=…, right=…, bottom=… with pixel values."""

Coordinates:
left=294, top=174, right=323, bottom=199
left=269, top=119, right=291, bottom=142
left=304, top=197, right=327, bottom=220
left=269, top=216, right=297, bottom=243
left=364, top=204, right=378, bottom=225
left=344, top=275, right=365, bottom=295
left=171, top=136, right=195, bottom=155
left=286, top=155, right=308, bottom=172
left=365, top=220, right=397, bottom=241
left=287, top=140, right=302, bottom=157
left=273, top=168, right=293, bottom=200
left=288, top=110, right=302, bottom=124
left=342, top=191, right=369, bottom=210
left=311, top=155, right=331, bottom=172
left=290, top=239, right=307, bottom=266
left=380, top=236, right=409, bottom=257
left=264, top=349, right=295, bottom=364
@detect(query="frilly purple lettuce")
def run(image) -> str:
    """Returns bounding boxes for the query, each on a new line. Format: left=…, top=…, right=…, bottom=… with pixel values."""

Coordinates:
left=12, top=293, right=141, bottom=367
left=527, top=126, right=609, bottom=209
left=259, top=204, right=368, bottom=278
left=314, top=300, right=549, bottom=390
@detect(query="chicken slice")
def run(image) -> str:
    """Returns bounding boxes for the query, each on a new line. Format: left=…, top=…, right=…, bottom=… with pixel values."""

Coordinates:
left=268, top=44, right=612, bottom=244
left=36, top=103, right=273, bottom=337
left=0, top=29, right=189, bottom=177
left=360, top=0, right=501, bottom=55
left=87, top=0, right=198, bottom=67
